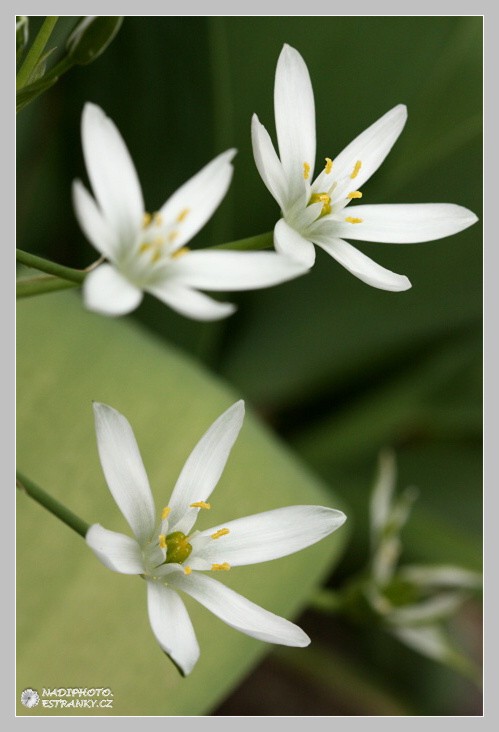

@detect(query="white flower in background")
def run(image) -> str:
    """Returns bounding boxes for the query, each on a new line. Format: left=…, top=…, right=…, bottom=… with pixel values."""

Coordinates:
left=87, top=400, right=346, bottom=676
left=73, top=103, right=307, bottom=320
left=252, top=44, right=478, bottom=291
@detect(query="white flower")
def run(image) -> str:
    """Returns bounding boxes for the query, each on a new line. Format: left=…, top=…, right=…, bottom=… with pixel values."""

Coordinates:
left=73, top=103, right=307, bottom=320
left=86, top=400, right=346, bottom=676
left=252, top=44, right=478, bottom=291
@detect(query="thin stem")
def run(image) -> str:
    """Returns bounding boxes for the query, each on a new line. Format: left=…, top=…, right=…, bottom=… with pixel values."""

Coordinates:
left=16, top=471, right=90, bottom=539
left=16, top=249, right=86, bottom=283
left=211, top=231, right=273, bottom=251
left=16, top=16, right=59, bottom=89
left=17, top=276, right=80, bottom=299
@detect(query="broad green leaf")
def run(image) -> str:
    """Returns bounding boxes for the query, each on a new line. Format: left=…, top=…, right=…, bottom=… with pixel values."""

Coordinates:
left=16, top=292, right=348, bottom=716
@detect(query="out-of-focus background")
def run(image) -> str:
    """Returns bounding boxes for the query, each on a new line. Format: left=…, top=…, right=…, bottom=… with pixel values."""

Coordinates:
left=17, top=16, right=482, bottom=716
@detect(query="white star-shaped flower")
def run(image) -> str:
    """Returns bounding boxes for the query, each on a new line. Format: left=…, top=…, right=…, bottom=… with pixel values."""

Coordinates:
left=87, top=400, right=346, bottom=675
left=73, top=103, right=307, bottom=320
left=252, top=44, right=478, bottom=291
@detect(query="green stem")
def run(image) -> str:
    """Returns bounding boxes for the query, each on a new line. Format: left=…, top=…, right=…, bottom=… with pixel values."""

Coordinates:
left=17, top=276, right=80, bottom=299
left=16, top=471, right=90, bottom=539
left=211, top=231, right=273, bottom=251
left=16, top=249, right=86, bottom=283
left=16, top=16, right=59, bottom=88
left=310, top=588, right=344, bottom=613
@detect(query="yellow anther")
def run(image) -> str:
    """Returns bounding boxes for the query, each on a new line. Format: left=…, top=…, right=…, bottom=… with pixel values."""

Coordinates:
left=158, top=534, right=167, bottom=549
left=347, top=191, right=363, bottom=199
left=211, top=562, right=231, bottom=572
left=211, top=528, right=230, bottom=540
left=345, top=216, right=363, bottom=224
left=177, top=208, right=190, bottom=223
left=171, top=246, right=190, bottom=259
left=139, top=242, right=152, bottom=254
left=168, top=231, right=179, bottom=243
left=153, top=212, right=163, bottom=226
left=324, top=157, right=333, bottom=174
left=190, top=501, right=211, bottom=510
left=303, top=162, right=311, bottom=180
left=142, top=212, right=152, bottom=228
left=161, top=506, right=171, bottom=520
left=151, top=249, right=162, bottom=263
left=350, top=160, right=362, bottom=179
left=310, top=192, right=332, bottom=217
left=184, top=565, right=192, bottom=575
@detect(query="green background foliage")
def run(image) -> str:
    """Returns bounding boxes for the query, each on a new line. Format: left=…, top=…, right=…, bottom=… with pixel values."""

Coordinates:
left=17, top=16, right=482, bottom=715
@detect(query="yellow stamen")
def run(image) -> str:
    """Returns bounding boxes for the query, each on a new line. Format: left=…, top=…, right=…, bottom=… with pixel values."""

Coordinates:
left=171, top=246, right=190, bottom=259
left=142, top=212, right=152, bottom=228
left=347, top=191, right=363, bottom=199
left=211, top=528, right=230, bottom=540
left=324, top=157, right=333, bottom=174
left=350, top=160, right=362, bottom=179
left=211, top=562, right=231, bottom=572
left=158, top=534, right=167, bottom=549
left=161, top=506, right=171, bottom=520
left=345, top=216, right=363, bottom=224
left=168, top=231, right=179, bottom=243
left=303, top=162, right=311, bottom=180
left=183, top=566, right=192, bottom=575
left=190, top=501, right=211, bottom=510
left=151, top=249, right=162, bottom=263
left=310, top=192, right=332, bottom=217
left=153, top=212, right=163, bottom=226
left=177, top=208, right=190, bottom=223
left=139, top=242, right=152, bottom=253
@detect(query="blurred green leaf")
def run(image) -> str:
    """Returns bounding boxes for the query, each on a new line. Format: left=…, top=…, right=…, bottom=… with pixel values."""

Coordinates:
left=16, top=16, right=29, bottom=62
left=16, top=292, right=348, bottom=716
left=66, top=16, right=123, bottom=65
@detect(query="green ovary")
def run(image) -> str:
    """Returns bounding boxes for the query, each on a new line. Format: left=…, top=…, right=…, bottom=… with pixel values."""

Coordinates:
left=164, top=531, right=192, bottom=564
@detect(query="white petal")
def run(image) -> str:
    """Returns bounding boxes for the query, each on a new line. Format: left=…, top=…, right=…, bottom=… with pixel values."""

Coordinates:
left=386, top=593, right=467, bottom=626
left=397, top=565, right=482, bottom=591
left=86, top=523, right=144, bottom=574
left=324, top=104, right=407, bottom=192
left=168, top=401, right=245, bottom=535
left=159, top=150, right=236, bottom=248
left=147, top=280, right=236, bottom=321
left=274, top=44, right=316, bottom=196
left=313, top=236, right=411, bottom=291
left=170, top=572, right=310, bottom=647
left=274, top=218, right=316, bottom=268
left=168, top=249, right=308, bottom=291
left=81, top=103, right=144, bottom=242
left=329, top=203, right=478, bottom=244
left=190, top=505, right=346, bottom=567
left=147, top=581, right=200, bottom=676
left=370, top=450, right=397, bottom=545
left=83, top=264, right=143, bottom=316
left=93, top=402, right=156, bottom=544
left=72, top=180, right=117, bottom=259
left=251, top=114, right=288, bottom=209
left=389, top=625, right=453, bottom=664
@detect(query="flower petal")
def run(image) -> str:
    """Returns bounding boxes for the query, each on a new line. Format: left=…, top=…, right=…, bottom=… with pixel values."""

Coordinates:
left=147, top=280, right=236, bottom=321
left=159, top=149, right=236, bottom=249
left=93, top=402, right=156, bottom=544
left=170, top=572, right=310, bottom=647
left=86, top=523, right=144, bottom=574
left=274, top=218, right=316, bottom=268
left=251, top=114, right=288, bottom=209
left=327, top=203, right=479, bottom=243
left=83, top=264, right=143, bottom=316
left=81, top=103, right=143, bottom=244
left=321, top=104, right=407, bottom=192
left=168, top=249, right=308, bottom=290
left=313, top=236, right=411, bottom=292
left=274, top=44, right=316, bottom=197
left=190, top=505, right=346, bottom=567
left=72, top=180, right=117, bottom=259
left=168, top=401, right=245, bottom=535
left=147, top=581, right=200, bottom=676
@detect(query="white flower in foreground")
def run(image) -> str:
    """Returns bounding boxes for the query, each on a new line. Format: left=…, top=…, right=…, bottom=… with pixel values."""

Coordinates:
left=73, top=103, right=307, bottom=320
left=87, top=400, right=346, bottom=675
left=252, top=44, right=478, bottom=291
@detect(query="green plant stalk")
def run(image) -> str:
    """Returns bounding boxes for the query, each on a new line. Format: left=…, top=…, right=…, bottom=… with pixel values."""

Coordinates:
left=16, top=471, right=89, bottom=539
left=16, top=249, right=86, bottom=283
left=16, top=16, right=59, bottom=88
left=212, top=231, right=273, bottom=251
left=17, top=276, right=80, bottom=298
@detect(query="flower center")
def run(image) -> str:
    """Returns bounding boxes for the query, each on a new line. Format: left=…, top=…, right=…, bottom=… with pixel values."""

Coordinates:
left=159, top=531, right=193, bottom=564
left=309, top=192, right=331, bottom=217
